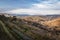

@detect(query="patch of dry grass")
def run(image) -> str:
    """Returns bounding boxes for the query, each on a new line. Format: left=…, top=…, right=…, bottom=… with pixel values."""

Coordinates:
left=43, top=18, right=60, bottom=28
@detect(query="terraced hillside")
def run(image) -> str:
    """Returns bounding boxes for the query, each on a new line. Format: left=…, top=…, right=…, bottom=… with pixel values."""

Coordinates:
left=0, top=15, right=60, bottom=40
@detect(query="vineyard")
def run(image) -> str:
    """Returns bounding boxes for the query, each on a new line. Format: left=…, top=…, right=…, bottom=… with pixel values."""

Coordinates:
left=0, top=15, right=60, bottom=40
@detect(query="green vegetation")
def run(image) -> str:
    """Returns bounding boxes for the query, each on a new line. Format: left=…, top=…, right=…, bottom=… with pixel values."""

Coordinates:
left=0, top=15, right=59, bottom=40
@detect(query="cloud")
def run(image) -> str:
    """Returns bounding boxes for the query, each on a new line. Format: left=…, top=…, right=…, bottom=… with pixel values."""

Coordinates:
left=7, top=9, right=60, bottom=15
left=7, top=0, right=60, bottom=15
left=7, top=8, right=41, bottom=15
left=32, top=0, right=60, bottom=10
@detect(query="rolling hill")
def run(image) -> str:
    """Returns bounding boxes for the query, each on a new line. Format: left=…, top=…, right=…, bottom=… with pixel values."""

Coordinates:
left=0, top=14, right=60, bottom=40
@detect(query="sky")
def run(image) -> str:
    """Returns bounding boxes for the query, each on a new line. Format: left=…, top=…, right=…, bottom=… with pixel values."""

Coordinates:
left=0, top=0, right=60, bottom=15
